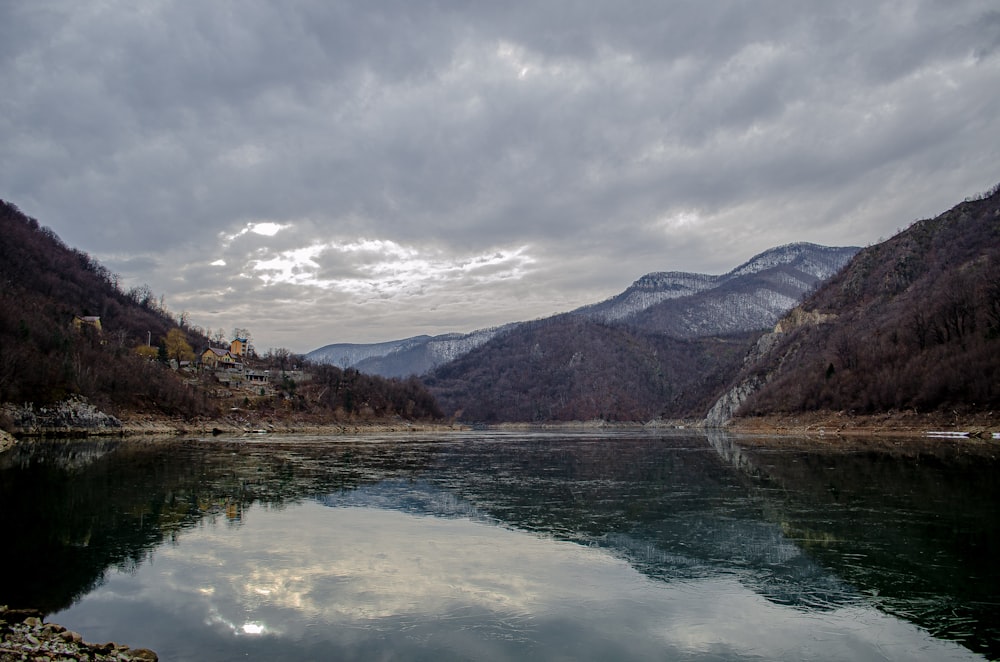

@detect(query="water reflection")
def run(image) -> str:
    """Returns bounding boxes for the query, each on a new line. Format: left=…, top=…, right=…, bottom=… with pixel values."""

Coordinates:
left=0, top=432, right=996, bottom=660
left=706, top=431, right=1000, bottom=658
left=58, top=501, right=979, bottom=662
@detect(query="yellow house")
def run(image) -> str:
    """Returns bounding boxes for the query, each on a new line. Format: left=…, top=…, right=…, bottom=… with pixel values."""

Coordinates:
left=201, top=347, right=237, bottom=368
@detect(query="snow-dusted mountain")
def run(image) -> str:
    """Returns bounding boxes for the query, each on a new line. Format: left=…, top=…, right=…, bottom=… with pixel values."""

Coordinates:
left=306, top=243, right=857, bottom=378
left=575, top=243, right=858, bottom=327
left=307, top=325, right=516, bottom=378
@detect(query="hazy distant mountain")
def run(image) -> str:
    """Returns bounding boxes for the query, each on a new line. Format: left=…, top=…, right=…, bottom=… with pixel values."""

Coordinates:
left=306, top=325, right=516, bottom=378
left=307, top=337, right=437, bottom=369
left=709, top=185, right=1000, bottom=425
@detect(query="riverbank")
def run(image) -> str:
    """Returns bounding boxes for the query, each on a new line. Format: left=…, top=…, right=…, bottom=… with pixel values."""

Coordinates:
left=726, top=409, right=1000, bottom=438
left=482, top=412, right=1000, bottom=440
left=0, top=397, right=470, bottom=441
left=3, top=400, right=999, bottom=445
left=0, top=606, right=157, bottom=661
left=116, top=413, right=471, bottom=437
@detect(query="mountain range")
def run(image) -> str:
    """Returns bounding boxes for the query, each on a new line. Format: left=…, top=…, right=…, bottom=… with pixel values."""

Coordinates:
left=306, top=325, right=516, bottom=378
left=307, top=242, right=859, bottom=423
left=307, top=243, right=859, bottom=379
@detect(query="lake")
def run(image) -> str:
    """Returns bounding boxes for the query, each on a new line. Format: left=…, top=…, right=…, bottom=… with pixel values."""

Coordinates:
left=0, top=430, right=997, bottom=660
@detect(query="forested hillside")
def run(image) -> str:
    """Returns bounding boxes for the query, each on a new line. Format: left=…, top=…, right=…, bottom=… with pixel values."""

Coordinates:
left=0, top=200, right=443, bottom=424
left=733, top=185, right=1000, bottom=420
left=0, top=200, right=214, bottom=415
left=426, top=314, right=756, bottom=422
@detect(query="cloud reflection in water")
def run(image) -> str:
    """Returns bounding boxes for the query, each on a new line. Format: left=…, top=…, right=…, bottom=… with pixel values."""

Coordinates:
left=57, top=500, right=980, bottom=661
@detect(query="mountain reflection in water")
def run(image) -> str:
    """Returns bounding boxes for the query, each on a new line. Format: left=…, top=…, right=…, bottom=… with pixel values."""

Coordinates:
left=0, top=431, right=996, bottom=660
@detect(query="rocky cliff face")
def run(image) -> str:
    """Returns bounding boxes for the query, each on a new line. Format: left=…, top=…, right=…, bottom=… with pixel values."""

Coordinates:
left=702, top=304, right=839, bottom=427
left=704, top=375, right=765, bottom=428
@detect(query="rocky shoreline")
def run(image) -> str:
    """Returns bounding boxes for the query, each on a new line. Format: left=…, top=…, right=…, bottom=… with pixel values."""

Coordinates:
left=0, top=607, right=156, bottom=661
left=2, top=397, right=998, bottom=447
left=2, top=414, right=999, bottom=446
left=0, top=397, right=471, bottom=443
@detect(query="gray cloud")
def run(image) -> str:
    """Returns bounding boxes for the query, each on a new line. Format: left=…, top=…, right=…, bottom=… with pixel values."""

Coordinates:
left=2, top=1, right=998, bottom=351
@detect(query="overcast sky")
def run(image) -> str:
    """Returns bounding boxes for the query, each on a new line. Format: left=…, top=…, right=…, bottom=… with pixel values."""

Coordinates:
left=2, top=1, right=998, bottom=353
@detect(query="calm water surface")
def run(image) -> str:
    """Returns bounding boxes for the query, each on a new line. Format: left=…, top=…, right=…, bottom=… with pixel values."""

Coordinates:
left=0, top=430, right=997, bottom=661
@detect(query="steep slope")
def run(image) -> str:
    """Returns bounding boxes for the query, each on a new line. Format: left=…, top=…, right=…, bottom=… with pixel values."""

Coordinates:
left=0, top=200, right=212, bottom=414
left=635, top=248, right=857, bottom=337
left=573, top=272, right=718, bottom=322
left=0, top=200, right=446, bottom=424
left=717, top=186, right=1000, bottom=423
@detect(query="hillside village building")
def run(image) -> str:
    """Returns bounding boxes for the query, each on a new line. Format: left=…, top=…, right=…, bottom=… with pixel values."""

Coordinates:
left=201, top=346, right=240, bottom=369
left=200, top=339, right=278, bottom=393
left=230, top=337, right=250, bottom=357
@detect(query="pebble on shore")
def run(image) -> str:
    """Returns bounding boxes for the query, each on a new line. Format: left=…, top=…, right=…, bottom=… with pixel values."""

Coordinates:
left=0, top=606, right=157, bottom=662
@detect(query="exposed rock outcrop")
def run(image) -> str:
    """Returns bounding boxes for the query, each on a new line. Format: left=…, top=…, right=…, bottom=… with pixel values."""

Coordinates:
left=703, top=330, right=780, bottom=427
left=5, top=397, right=122, bottom=436
left=703, top=305, right=835, bottom=427
left=772, top=307, right=835, bottom=333
left=704, top=375, right=765, bottom=428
